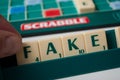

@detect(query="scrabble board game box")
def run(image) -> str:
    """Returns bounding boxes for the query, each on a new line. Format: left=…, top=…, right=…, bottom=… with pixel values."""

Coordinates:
left=0, top=0, right=120, bottom=80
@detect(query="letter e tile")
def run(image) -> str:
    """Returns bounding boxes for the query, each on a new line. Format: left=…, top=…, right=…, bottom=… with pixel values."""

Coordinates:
left=83, top=30, right=108, bottom=53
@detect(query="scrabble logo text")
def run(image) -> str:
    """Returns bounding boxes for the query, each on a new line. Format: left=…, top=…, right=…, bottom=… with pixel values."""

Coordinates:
left=21, top=17, right=89, bottom=31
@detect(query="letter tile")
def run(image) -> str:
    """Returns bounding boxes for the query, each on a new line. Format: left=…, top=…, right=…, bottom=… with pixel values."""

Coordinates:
left=73, top=0, right=95, bottom=13
left=38, top=37, right=63, bottom=61
left=83, top=30, right=108, bottom=53
left=115, top=27, right=120, bottom=48
left=16, top=41, right=40, bottom=65
left=61, top=33, right=86, bottom=57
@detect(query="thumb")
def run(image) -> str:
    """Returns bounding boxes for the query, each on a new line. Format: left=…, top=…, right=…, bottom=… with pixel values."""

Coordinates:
left=0, top=31, right=22, bottom=58
left=0, top=15, right=22, bottom=58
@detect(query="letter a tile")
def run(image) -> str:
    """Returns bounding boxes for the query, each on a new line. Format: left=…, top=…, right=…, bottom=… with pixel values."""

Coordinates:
left=38, top=37, right=63, bottom=61
left=83, top=30, right=108, bottom=53
left=16, top=41, right=40, bottom=65
left=61, top=33, right=86, bottom=57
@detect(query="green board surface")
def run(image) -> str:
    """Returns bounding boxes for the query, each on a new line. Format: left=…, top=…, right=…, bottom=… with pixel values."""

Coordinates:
left=0, top=0, right=116, bottom=22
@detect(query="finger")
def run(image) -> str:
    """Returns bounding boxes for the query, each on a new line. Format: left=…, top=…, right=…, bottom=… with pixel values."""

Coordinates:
left=0, top=15, right=20, bottom=36
left=0, top=30, right=22, bottom=58
left=0, top=15, right=22, bottom=58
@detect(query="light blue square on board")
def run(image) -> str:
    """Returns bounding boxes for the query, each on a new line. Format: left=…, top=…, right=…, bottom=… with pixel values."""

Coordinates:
left=25, top=0, right=42, bottom=5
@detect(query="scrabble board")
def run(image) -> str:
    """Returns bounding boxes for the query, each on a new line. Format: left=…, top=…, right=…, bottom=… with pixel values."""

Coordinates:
left=0, top=0, right=114, bottom=21
left=0, top=0, right=120, bottom=37
left=0, top=0, right=120, bottom=80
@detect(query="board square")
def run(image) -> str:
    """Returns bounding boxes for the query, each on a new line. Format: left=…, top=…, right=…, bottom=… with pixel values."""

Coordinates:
left=43, top=8, right=62, bottom=18
left=25, top=0, right=42, bottom=6
left=10, top=5, right=25, bottom=14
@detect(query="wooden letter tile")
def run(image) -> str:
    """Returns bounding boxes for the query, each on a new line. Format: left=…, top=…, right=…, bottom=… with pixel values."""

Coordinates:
left=83, top=30, right=108, bottom=53
left=115, top=27, right=120, bottom=48
left=61, top=33, right=86, bottom=57
left=16, top=41, right=40, bottom=65
left=38, top=37, right=63, bottom=61
left=73, top=0, right=95, bottom=13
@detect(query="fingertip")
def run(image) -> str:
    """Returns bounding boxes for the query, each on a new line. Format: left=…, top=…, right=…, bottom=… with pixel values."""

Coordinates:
left=0, top=15, right=20, bottom=35
left=0, top=15, right=22, bottom=58
left=0, top=31, right=22, bottom=58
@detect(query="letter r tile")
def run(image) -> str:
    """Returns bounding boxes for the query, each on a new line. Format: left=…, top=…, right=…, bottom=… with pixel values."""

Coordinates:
left=61, top=33, right=86, bottom=57
left=38, top=37, right=63, bottom=61
left=83, top=30, right=108, bottom=53
left=16, top=41, right=40, bottom=65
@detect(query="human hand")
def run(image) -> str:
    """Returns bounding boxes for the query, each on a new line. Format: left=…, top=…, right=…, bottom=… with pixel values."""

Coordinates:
left=0, top=15, right=22, bottom=58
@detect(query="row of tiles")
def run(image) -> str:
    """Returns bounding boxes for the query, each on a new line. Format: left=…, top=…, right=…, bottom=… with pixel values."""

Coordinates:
left=16, top=27, right=120, bottom=65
